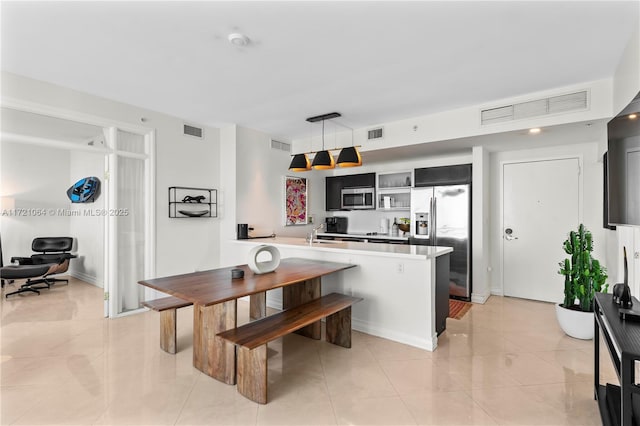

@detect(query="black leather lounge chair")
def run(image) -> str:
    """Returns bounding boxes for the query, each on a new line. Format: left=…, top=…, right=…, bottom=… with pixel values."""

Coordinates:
left=1, top=237, right=76, bottom=298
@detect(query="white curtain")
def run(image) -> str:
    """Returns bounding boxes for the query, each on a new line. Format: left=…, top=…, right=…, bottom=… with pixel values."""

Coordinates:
left=116, top=130, right=146, bottom=313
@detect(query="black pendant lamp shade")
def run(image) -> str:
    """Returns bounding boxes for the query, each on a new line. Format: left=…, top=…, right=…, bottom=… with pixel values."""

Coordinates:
left=292, top=112, right=360, bottom=171
left=311, top=150, right=335, bottom=170
left=288, top=153, right=311, bottom=171
left=337, top=146, right=362, bottom=167
left=311, top=117, right=335, bottom=170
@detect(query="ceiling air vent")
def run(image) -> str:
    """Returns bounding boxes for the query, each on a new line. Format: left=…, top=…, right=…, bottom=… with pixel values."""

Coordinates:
left=183, top=124, right=203, bottom=138
left=270, top=139, right=291, bottom=153
left=481, top=90, right=588, bottom=125
left=367, top=127, right=384, bottom=140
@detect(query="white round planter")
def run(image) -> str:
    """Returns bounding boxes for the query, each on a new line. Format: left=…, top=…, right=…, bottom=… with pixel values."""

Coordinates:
left=555, top=304, right=594, bottom=340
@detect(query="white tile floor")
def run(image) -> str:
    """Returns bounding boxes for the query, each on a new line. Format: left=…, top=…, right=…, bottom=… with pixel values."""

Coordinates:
left=1, top=277, right=618, bottom=425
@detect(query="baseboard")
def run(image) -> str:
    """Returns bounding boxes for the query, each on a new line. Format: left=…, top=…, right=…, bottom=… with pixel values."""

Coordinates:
left=491, top=288, right=504, bottom=296
left=351, top=318, right=437, bottom=351
left=69, top=270, right=101, bottom=287
left=471, top=293, right=490, bottom=304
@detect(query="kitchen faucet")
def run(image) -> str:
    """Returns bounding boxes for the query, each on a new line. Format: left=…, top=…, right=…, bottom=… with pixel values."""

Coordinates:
left=307, top=223, right=324, bottom=243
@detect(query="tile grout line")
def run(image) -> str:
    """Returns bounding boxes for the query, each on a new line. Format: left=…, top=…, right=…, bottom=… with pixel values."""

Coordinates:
left=171, top=372, right=200, bottom=426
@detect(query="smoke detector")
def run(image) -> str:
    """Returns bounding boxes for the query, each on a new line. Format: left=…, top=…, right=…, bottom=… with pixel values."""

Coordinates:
left=228, top=33, right=250, bottom=47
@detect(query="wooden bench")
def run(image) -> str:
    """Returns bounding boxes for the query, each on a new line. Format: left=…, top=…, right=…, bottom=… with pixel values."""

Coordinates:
left=142, top=296, right=193, bottom=354
left=218, top=292, right=362, bottom=404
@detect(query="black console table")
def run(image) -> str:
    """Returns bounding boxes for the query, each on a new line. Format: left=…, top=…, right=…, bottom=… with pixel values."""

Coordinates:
left=594, top=292, right=640, bottom=426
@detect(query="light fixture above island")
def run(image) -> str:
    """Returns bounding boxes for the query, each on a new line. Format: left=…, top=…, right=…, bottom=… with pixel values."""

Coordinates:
left=288, top=112, right=362, bottom=171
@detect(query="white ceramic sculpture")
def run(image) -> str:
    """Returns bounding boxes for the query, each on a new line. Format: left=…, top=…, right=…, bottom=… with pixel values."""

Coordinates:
left=248, top=245, right=281, bottom=274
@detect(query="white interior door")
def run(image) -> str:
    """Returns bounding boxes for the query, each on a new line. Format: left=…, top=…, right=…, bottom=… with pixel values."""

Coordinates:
left=503, top=158, right=580, bottom=302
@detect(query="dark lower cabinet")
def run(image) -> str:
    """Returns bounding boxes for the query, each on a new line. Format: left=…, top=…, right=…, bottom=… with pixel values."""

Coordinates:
left=435, top=254, right=450, bottom=336
left=368, top=238, right=408, bottom=244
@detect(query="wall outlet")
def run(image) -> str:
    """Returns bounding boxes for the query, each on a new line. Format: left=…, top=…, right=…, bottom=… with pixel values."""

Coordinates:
left=397, top=263, right=404, bottom=273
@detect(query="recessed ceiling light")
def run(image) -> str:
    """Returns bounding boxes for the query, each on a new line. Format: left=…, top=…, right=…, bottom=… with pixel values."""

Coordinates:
left=629, top=113, right=638, bottom=120
left=228, top=33, right=250, bottom=47
left=529, top=128, right=541, bottom=134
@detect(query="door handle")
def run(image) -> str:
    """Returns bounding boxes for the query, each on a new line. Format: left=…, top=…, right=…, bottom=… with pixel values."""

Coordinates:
left=504, top=228, right=518, bottom=241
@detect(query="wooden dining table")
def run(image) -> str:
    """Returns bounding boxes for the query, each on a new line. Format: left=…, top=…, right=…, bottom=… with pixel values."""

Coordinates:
left=138, top=257, right=355, bottom=384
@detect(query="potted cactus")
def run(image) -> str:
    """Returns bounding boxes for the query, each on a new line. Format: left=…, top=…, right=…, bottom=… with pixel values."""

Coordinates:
left=556, top=223, right=608, bottom=339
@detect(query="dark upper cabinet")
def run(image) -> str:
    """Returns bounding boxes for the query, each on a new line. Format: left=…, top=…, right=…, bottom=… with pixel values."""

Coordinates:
left=325, top=172, right=376, bottom=211
left=414, top=164, right=472, bottom=186
left=346, top=172, right=375, bottom=188
left=326, top=176, right=343, bottom=211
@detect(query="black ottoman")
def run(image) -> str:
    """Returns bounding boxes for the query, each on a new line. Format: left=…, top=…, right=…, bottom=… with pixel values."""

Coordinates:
left=1, top=263, right=56, bottom=297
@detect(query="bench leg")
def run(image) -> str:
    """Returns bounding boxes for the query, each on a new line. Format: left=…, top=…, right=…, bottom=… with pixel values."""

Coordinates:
left=237, top=345, right=267, bottom=404
left=326, top=307, right=352, bottom=348
left=194, top=301, right=237, bottom=384
left=160, top=309, right=177, bottom=354
left=282, top=277, right=321, bottom=339
left=249, top=292, right=266, bottom=320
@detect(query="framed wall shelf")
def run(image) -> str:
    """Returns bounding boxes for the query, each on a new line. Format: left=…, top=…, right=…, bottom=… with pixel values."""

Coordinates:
left=168, top=187, right=217, bottom=218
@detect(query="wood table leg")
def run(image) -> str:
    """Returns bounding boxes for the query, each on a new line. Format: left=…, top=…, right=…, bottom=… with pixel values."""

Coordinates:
left=160, top=309, right=177, bottom=354
left=282, top=277, right=321, bottom=339
left=326, top=306, right=352, bottom=348
left=193, top=304, right=203, bottom=370
left=194, top=300, right=237, bottom=384
left=237, top=345, right=267, bottom=404
left=249, top=291, right=266, bottom=320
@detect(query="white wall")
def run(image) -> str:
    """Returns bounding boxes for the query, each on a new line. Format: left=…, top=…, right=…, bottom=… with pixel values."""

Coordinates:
left=218, top=125, right=237, bottom=267
left=1, top=71, right=221, bottom=279
left=292, top=79, right=615, bottom=156
left=472, top=146, right=491, bottom=303
left=235, top=126, right=324, bottom=239
left=612, top=25, right=640, bottom=115
left=1, top=141, right=70, bottom=262
left=68, top=150, right=104, bottom=286
left=489, top=140, right=609, bottom=296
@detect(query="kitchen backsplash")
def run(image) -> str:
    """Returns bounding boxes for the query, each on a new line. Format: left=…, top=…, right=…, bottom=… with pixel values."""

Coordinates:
left=325, top=210, right=410, bottom=234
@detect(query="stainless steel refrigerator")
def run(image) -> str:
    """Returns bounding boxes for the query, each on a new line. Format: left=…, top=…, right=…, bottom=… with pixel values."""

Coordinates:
left=410, top=183, right=471, bottom=301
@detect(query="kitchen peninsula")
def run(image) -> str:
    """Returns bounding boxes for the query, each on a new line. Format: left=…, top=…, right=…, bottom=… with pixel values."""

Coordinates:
left=229, top=238, right=452, bottom=350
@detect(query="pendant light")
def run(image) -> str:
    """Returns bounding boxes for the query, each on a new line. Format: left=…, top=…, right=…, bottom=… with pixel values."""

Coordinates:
left=311, top=118, right=335, bottom=170
left=288, top=153, right=311, bottom=171
left=291, top=112, right=362, bottom=171
left=288, top=119, right=313, bottom=171
left=336, top=126, right=361, bottom=167
left=336, top=146, right=362, bottom=167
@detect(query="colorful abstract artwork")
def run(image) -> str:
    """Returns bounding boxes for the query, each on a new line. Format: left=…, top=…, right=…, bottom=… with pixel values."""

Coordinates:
left=285, top=176, right=307, bottom=226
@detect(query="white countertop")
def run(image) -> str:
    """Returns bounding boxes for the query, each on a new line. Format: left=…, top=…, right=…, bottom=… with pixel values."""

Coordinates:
left=234, top=237, right=452, bottom=260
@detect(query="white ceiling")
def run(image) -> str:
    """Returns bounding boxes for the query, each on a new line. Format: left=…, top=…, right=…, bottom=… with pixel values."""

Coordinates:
left=1, top=1, right=639, bottom=141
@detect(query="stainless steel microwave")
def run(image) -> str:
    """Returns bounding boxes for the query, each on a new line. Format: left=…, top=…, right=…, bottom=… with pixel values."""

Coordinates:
left=341, top=187, right=375, bottom=210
